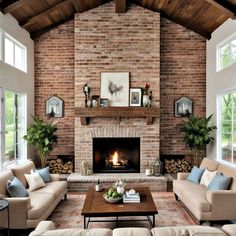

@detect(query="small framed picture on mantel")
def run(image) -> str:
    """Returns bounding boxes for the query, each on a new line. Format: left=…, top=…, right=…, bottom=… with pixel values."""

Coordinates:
left=129, top=88, right=142, bottom=107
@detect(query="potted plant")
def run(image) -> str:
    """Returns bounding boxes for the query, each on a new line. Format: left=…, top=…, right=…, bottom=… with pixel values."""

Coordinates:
left=23, top=117, right=57, bottom=167
left=180, top=115, right=216, bottom=167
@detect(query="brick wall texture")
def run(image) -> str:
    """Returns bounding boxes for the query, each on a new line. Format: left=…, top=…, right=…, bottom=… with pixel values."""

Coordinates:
left=160, top=18, right=206, bottom=155
left=34, top=20, right=75, bottom=156
left=34, top=2, right=206, bottom=170
left=74, top=2, right=160, bottom=172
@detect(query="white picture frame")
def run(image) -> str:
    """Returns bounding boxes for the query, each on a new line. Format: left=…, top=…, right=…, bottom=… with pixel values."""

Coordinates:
left=130, top=88, right=142, bottom=106
left=100, top=72, right=129, bottom=107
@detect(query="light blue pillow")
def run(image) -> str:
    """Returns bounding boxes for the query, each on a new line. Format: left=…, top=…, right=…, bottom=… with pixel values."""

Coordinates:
left=187, top=166, right=205, bottom=184
left=207, top=174, right=232, bottom=190
left=7, top=177, right=29, bottom=197
left=37, top=167, right=50, bottom=183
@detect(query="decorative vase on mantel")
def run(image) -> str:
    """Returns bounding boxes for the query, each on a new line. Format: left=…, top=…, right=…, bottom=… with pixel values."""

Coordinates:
left=143, top=95, right=149, bottom=107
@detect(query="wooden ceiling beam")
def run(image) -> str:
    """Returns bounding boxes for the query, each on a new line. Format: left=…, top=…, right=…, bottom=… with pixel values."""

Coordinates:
left=31, top=15, right=74, bottom=39
left=115, top=0, right=126, bottom=13
left=0, top=0, right=20, bottom=12
left=205, top=0, right=236, bottom=19
left=19, top=0, right=65, bottom=27
left=20, top=0, right=73, bottom=29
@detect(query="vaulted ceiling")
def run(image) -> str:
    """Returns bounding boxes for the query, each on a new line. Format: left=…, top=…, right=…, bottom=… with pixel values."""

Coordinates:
left=0, top=0, right=235, bottom=39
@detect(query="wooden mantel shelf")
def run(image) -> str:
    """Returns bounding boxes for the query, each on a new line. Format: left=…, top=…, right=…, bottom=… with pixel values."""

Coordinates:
left=75, top=107, right=160, bottom=125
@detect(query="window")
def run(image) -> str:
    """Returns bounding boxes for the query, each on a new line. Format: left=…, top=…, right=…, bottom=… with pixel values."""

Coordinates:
left=218, top=91, right=236, bottom=165
left=217, top=35, right=236, bottom=71
left=0, top=89, right=26, bottom=170
left=0, top=29, right=27, bottom=72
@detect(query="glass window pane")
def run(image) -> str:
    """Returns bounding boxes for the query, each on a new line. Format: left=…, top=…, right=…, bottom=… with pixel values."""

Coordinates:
left=222, top=146, right=232, bottom=162
left=15, top=44, right=23, bottom=70
left=4, top=37, right=14, bottom=66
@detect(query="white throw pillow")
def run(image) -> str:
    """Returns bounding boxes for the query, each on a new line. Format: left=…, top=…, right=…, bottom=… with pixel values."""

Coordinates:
left=200, top=169, right=217, bottom=187
left=24, top=171, right=46, bottom=192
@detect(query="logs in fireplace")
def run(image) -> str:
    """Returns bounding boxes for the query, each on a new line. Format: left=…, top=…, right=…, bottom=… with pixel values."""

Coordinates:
left=93, top=138, right=140, bottom=173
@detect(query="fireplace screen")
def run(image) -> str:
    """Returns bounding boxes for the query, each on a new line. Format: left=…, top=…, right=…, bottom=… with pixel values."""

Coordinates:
left=93, top=138, right=140, bottom=173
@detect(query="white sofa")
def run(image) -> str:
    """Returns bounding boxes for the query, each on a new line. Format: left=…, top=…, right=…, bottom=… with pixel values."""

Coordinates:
left=173, top=158, right=236, bottom=223
left=29, top=221, right=236, bottom=236
left=0, top=161, right=67, bottom=229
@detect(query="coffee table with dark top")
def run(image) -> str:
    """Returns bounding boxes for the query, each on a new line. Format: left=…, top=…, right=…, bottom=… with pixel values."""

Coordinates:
left=81, top=186, right=158, bottom=228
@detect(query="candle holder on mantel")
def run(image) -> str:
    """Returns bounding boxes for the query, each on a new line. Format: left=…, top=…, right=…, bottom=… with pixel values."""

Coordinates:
left=83, top=83, right=92, bottom=107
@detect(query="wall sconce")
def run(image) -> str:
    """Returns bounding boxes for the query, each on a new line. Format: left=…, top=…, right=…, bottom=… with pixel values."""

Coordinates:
left=174, top=97, right=193, bottom=117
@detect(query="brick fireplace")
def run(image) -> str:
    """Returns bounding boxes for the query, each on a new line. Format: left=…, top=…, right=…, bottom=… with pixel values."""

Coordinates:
left=74, top=2, right=160, bottom=173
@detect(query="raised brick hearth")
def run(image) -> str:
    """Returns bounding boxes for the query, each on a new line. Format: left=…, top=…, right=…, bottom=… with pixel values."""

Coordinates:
left=74, top=2, right=160, bottom=173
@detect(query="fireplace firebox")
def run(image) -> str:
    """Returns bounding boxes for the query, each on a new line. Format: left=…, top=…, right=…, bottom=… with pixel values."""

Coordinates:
left=93, top=138, right=140, bottom=173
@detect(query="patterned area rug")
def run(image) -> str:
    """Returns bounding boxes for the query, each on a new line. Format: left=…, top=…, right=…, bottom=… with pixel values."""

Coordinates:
left=49, top=192, right=198, bottom=229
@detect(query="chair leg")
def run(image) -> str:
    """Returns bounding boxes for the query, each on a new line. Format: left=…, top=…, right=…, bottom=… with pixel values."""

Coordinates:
left=64, top=194, right=67, bottom=201
left=174, top=193, right=179, bottom=201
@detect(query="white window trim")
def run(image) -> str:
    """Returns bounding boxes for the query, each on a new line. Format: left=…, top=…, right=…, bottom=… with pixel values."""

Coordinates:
left=0, top=28, right=27, bottom=73
left=0, top=88, right=27, bottom=170
left=216, top=32, right=236, bottom=72
left=217, top=88, right=236, bottom=166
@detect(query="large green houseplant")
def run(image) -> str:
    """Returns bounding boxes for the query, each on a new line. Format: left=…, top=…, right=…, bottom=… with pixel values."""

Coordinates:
left=180, top=115, right=216, bottom=166
left=24, top=117, right=57, bottom=167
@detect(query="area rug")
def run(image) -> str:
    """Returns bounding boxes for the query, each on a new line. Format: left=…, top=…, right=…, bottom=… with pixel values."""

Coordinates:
left=49, top=192, right=198, bottom=229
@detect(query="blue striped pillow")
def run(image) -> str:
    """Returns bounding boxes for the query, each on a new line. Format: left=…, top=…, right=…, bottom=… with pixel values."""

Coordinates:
left=207, top=174, right=232, bottom=190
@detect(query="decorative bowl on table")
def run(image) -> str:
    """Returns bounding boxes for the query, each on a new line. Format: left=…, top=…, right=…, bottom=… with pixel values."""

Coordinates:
left=103, top=188, right=123, bottom=203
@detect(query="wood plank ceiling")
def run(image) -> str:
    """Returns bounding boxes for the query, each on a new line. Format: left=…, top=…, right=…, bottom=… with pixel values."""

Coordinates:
left=0, top=0, right=235, bottom=39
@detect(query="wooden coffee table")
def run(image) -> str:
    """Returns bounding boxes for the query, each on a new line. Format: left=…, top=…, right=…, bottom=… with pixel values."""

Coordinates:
left=81, top=186, right=158, bottom=228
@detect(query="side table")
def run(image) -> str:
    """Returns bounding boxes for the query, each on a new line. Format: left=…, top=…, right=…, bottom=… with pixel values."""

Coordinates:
left=0, top=199, right=10, bottom=236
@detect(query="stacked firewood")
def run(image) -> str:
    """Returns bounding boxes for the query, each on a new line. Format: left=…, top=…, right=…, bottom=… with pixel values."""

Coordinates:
left=47, top=158, right=73, bottom=174
left=165, top=159, right=192, bottom=174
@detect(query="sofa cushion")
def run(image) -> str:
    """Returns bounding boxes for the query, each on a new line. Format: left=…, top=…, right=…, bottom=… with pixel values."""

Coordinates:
left=7, top=177, right=29, bottom=197
left=187, top=166, right=205, bottom=184
left=173, top=180, right=211, bottom=212
left=0, top=169, right=14, bottom=196
left=200, top=158, right=219, bottom=171
left=113, top=228, right=151, bottom=236
left=151, top=226, right=226, bottom=236
left=207, top=174, right=232, bottom=191
left=25, top=172, right=46, bottom=192
left=200, top=169, right=217, bottom=187
left=28, top=192, right=54, bottom=219
left=37, top=167, right=50, bottom=183
left=11, top=161, right=35, bottom=187
left=33, top=181, right=67, bottom=198
left=217, top=164, right=236, bottom=190
left=30, top=228, right=112, bottom=236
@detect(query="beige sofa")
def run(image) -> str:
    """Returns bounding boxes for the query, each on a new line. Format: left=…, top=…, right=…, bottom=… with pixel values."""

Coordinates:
left=173, top=158, right=236, bottom=223
left=0, top=160, right=67, bottom=229
left=29, top=221, right=236, bottom=236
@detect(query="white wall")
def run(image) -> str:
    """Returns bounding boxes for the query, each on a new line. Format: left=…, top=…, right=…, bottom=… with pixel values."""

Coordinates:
left=0, top=12, right=34, bottom=159
left=207, top=19, right=236, bottom=160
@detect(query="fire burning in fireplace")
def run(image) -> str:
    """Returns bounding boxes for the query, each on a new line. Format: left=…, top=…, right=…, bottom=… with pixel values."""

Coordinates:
left=106, top=151, right=128, bottom=168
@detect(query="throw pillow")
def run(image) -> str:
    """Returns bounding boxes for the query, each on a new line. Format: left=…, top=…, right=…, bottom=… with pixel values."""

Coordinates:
left=24, top=171, right=46, bottom=192
left=7, top=177, right=29, bottom=197
left=200, top=169, right=217, bottom=187
left=207, top=173, right=232, bottom=191
left=35, top=167, right=50, bottom=183
left=187, top=166, right=205, bottom=184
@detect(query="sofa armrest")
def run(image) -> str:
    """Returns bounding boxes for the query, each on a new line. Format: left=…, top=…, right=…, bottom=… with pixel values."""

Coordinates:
left=177, top=172, right=189, bottom=180
left=222, top=224, right=236, bottom=236
left=49, top=174, right=60, bottom=182
left=0, top=197, right=31, bottom=228
left=206, top=190, right=236, bottom=218
left=29, top=221, right=55, bottom=236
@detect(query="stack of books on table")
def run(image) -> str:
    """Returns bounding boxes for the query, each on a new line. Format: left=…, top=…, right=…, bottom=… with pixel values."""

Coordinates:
left=123, top=190, right=140, bottom=203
